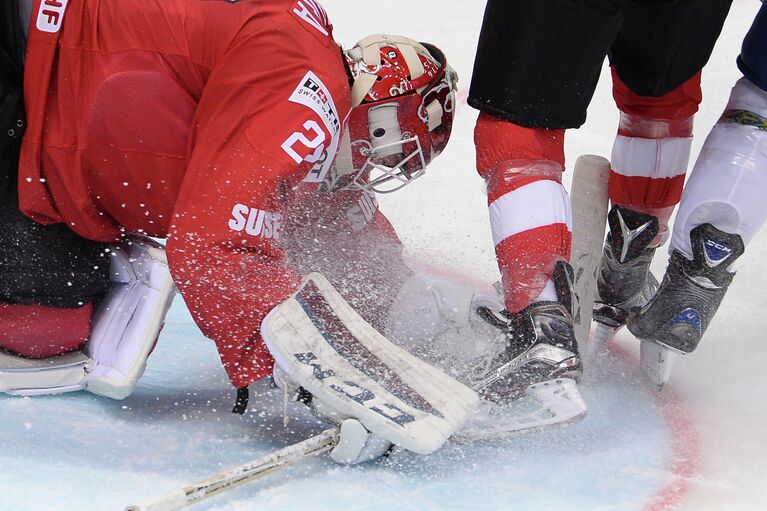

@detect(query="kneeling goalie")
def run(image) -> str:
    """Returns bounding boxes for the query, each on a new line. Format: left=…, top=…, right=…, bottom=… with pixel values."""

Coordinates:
left=0, top=0, right=585, bottom=463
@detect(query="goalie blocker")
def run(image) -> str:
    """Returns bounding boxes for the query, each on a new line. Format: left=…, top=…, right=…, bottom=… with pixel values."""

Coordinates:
left=0, top=237, right=176, bottom=398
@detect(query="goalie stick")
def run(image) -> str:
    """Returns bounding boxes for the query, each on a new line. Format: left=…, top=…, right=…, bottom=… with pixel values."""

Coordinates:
left=124, top=427, right=340, bottom=511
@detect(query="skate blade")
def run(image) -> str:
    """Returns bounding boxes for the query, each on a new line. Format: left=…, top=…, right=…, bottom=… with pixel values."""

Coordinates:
left=456, top=378, right=587, bottom=441
left=585, top=323, right=621, bottom=364
left=639, top=341, right=680, bottom=390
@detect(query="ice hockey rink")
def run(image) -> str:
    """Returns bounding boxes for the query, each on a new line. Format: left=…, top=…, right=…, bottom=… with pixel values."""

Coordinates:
left=2, top=1, right=765, bottom=510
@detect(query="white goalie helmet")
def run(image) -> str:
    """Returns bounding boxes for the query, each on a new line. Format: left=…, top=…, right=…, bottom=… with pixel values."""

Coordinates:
left=327, top=34, right=458, bottom=193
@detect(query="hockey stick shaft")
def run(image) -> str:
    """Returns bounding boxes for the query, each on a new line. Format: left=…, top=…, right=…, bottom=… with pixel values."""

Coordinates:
left=125, top=427, right=340, bottom=511
left=569, top=155, right=610, bottom=353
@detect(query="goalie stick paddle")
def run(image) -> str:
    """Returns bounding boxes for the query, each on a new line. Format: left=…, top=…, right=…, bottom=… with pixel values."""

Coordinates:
left=569, top=155, right=610, bottom=361
left=124, top=427, right=339, bottom=511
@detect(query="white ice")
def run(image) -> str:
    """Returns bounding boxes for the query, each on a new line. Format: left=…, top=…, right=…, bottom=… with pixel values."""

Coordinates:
left=2, top=1, right=765, bottom=510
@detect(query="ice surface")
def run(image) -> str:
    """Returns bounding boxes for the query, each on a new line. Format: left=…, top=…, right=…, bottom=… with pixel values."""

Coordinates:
left=1, top=303, right=686, bottom=511
left=3, top=1, right=766, bottom=510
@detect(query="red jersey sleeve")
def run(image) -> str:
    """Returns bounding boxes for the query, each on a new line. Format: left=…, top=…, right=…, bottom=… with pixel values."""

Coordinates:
left=167, top=7, right=351, bottom=389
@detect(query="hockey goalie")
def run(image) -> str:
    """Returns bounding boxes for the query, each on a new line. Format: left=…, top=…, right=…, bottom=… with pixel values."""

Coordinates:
left=1, top=0, right=586, bottom=463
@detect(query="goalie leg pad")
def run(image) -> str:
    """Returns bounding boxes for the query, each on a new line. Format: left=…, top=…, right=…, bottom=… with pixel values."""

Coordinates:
left=0, top=350, right=91, bottom=396
left=83, top=237, right=176, bottom=399
left=262, top=273, right=479, bottom=456
left=0, top=238, right=175, bottom=398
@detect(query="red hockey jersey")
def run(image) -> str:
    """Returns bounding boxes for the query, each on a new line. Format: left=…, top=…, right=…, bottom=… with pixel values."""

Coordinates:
left=17, top=0, right=387, bottom=388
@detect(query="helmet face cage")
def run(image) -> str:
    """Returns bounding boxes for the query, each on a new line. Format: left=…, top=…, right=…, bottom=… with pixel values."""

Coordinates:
left=330, top=36, right=457, bottom=194
left=349, top=133, right=427, bottom=194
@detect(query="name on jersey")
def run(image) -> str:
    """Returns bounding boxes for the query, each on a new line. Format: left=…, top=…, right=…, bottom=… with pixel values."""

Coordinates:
left=346, top=190, right=379, bottom=231
left=228, top=204, right=282, bottom=240
left=37, top=0, right=69, bottom=33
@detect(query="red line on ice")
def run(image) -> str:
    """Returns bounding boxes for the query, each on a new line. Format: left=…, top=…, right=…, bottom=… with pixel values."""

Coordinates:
left=610, top=344, right=700, bottom=511
left=642, top=376, right=699, bottom=510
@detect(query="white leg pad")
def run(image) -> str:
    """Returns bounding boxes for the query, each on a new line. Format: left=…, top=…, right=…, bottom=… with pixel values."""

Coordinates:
left=263, top=273, right=479, bottom=455
left=82, top=238, right=176, bottom=399
left=0, top=350, right=91, bottom=396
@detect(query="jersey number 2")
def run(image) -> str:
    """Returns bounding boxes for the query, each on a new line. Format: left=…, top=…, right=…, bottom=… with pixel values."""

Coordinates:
left=281, top=120, right=326, bottom=164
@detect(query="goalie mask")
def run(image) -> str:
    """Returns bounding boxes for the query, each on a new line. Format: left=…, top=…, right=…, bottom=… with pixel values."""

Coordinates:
left=328, top=35, right=457, bottom=193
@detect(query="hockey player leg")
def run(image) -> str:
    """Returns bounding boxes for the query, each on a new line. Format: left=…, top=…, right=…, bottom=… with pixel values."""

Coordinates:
left=383, top=269, right=586, bottom=440
left=629, top=75, right=767, bottom=388
left=83, top=236, right=176, bottom=399
left=631, top=224, right=744, bottom=388
left=592, top=205, right=660, bottom=354
left=470, top=117, right=588, bottom=436
left=592, top=71, right=699, bottom=356
left=457, top=261, right=587, bottom=440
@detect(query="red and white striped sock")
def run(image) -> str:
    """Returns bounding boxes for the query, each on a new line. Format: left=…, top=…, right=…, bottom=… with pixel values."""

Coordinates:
left=475, top=113, right=569, bottom=312
left=609, top=70, right=702, bottom=246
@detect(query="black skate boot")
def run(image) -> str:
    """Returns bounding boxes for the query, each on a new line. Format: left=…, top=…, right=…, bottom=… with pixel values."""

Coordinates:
left=593, top=205, right=660, bottom=329
left=628, top=223, right=745, bottom=353
left=470, top=261, right=582, bottom=403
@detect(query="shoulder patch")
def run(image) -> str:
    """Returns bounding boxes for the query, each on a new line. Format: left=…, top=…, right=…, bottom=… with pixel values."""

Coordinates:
left=286, top=71, right=342, bottom=183
left=289, top=71, right=341, bottom=136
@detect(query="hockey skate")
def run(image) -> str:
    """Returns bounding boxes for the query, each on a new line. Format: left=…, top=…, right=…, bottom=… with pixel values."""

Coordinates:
left=628, top=223, right=744, bottom=388
left=457, top=261, right=586, bottom=440
left=589, top=206, right=659, bottom=360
